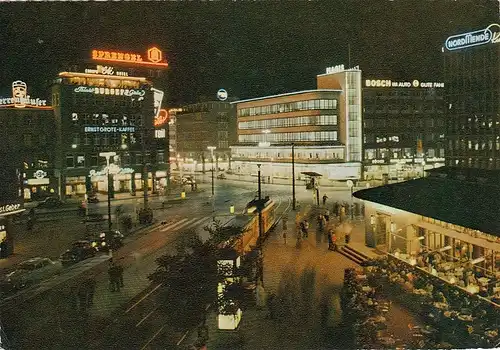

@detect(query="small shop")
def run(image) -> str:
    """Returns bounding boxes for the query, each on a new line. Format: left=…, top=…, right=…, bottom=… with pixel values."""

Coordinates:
left=23, top=169, right=57, bottom=201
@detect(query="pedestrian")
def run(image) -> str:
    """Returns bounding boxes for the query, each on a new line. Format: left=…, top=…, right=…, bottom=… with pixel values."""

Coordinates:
left=345, top=231, right=351, bottom=245
left=302, top=219, right=309, bottom=238
left=322, top=194, right=328, bottom=206
left=117, top=263, right=124, bottom=287
left=324, top=209, right=330, bottom=222
left=283, top=230, right=287, bottom=244
left=108, top=261, right=120, bottom=292
left=329, top=230, right=338, bottom=251
left=327, top=229, right=334, bottom=250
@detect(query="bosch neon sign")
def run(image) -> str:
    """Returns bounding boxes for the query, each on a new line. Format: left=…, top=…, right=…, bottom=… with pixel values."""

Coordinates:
left=445, top=23, right=500, bottom=51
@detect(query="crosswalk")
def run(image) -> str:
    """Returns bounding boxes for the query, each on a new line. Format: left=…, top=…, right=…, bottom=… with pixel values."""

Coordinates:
left=159, top=216, right=213, bottom=233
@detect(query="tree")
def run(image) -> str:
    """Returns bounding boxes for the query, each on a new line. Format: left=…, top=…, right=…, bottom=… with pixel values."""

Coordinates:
left=148, top=222, right=247, bottom=330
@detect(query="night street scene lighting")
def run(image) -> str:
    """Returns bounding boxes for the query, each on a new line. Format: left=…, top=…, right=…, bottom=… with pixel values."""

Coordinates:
left=1, top=2, right=500, bottom=350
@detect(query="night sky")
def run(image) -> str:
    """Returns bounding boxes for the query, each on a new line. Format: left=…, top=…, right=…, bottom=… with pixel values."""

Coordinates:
left=0, top=1, right=497, bottom=105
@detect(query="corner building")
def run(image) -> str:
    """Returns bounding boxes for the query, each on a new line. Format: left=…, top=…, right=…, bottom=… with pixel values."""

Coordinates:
left=362, top=78, right=446, bottom=180
left=231, top=66, right=363, bottom=182
left=52, top=72, right=167, bottom=198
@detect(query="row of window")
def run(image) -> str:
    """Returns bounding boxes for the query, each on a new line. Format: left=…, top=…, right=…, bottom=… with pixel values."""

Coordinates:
left=237, top=99, right=337, bottom=117
left=238, top=131, right=338, bottom=143
left=364, top=90, right=443, bottom=98
left=364, top=105, right=445, bottom=114
left=72, top=95, right=144, bottom=108
left=364, top=133, right=445, bottom=144
left=71, top=133, right=140, bottom=147
left=238, top=115, right=338, bottom=129
left=449, top=157, right=500, bottom=170
left=65, top=152, right=164, bottom=169
left=364, top=147, right=445, bottom=160
left=364, top=118, right=445, bottom=128
left=448, top=138, right=500, bottom=152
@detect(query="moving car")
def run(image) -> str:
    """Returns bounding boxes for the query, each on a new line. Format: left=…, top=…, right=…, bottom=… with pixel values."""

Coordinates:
left=37, top=197, right=64, bottom=209
left=87, top=195, right=99, bottom=203
left=60, top=240, right=97, bottom=266
left=3, top=257, right=62, bottom=291
left=89, top=230, right=124, bottom=252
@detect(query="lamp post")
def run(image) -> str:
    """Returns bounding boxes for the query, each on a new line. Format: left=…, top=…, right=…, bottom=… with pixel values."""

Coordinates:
left=256, top=163, right=264, bottom=286
left=207, top=146, right=216, bottom=196
left=292, top=143, right=296, bottom=210
left=99, top=152, right=116, bottom=233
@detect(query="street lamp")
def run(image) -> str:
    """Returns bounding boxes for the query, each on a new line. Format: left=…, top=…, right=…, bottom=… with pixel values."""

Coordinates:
left=207, top=146, right=216, bottom=196
left=256, top=163, right=264, bottom=286
left=292, top=143, right=296, bottom=210
left=99, top=152, right=116, bottom=233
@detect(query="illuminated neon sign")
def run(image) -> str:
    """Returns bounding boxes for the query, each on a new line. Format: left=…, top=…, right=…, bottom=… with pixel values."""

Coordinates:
left=152, top=88, right=164, bottom=119
left=0, top=81, right=48, bottom=108
left=91, top=47, right=169, bottom=67
left=365, top=79, right=444, bottom=88
left=84, top=126, right=136, bottom=133
left=154, top=109, right=169, bottom=126
left=74, top=86, right=145, bottom=97
left=85, top=65, right=128, bottom=76
left=445, top=23, right=500, bottom=51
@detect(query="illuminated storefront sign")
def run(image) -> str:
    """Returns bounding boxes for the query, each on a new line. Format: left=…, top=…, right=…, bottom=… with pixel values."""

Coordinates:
left=325, top=64, right=359, bottom=74
left=445, top=23, right=500, bottom=51
left=84, top=65, right=128, bottom=76
left=33, top=170, right=47, bottom=179
left=74, top=86, right=145, bottom=97
left=365, top=79, right=444, bottom=88
left=152, top=88, right=164, bottom=120
left=89, top=165, right=135, bottom=177
left=91, top=47, right=169, bottom=67
left=84, top=126, right=136, bottom=133
left=0, top=81, right=48, bottom=108
left=0, top=203, right=22, bottom=215
left=155, top=129, right=166, bottom=139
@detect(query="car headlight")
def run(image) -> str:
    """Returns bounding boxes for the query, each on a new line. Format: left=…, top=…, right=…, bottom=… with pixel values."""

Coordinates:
left=101, top=242, right=106, bottom=246
left=91, top=242, right=97, bottom=247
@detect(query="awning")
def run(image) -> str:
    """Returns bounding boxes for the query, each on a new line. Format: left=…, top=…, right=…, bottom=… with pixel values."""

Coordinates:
left=301, top=171, right=323, bottom=177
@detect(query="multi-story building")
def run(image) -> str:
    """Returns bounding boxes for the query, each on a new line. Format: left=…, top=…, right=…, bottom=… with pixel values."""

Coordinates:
left=0, top=82, right=55, bottom=201
left=51, top=71, right=167, bottom=198
left=231, top=65, right=363, bottom=181
left=0, top=80, right=49, bottom=256
left=444, top=23, right=500, bottom=169
left=362, top=79, right=446, bottom=180
left=353, top=23, right=500, bottom=306
left=175, top=101, right=236, bottom=173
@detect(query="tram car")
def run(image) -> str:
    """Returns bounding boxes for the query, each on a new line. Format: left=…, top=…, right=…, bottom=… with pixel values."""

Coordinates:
left=236, top=198, right=276, bottom=253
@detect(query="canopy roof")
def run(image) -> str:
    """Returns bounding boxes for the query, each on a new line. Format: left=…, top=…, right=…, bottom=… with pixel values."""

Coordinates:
left=301, top=171, right=323, bottom=177
left=354, top=176, right=500, bottom=237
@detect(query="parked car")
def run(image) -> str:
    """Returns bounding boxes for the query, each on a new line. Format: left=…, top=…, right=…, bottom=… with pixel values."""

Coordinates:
left=37, top=197, right=64, bottom=209
left=4, top=257, right=62, bottom=291
left=60, top=240, right=97, bottom=266
left=89, top=230, right=124, bottom=252
left=217, top=173, right=227, bottom=180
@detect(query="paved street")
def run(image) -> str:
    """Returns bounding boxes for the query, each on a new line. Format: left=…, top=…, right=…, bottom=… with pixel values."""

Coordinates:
left=1, top=178, right=373, bottom=350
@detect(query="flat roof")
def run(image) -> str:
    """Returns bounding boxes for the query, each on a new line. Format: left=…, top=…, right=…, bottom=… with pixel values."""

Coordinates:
left=231, top=89, right=342, bottom=105
left=354, top=177, right=500, bottom=237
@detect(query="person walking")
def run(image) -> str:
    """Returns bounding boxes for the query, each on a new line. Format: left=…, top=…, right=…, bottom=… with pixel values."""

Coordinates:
left=324, top=209, right=330, bottom=222
left=302, top=219, right=309, bottom=238
left=117, top=263, right=124, bottom=288
left=345, top=230, right=351, bottom=245
left=322, top=194, right=328, bottom=206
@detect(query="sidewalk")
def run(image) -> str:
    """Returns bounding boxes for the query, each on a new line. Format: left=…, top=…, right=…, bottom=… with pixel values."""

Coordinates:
left=182, top=207, right=418, bottom=349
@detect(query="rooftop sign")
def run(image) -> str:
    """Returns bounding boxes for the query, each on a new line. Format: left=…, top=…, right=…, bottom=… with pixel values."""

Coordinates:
left=91, top=47, right=169, bottom=67
left=0, top=81, right=49, bottom=108
left=85, top=65, right=128, bottom=76
left=365, top=79, right=444, bottom=88
left=445, top=23, right=500, bottom=51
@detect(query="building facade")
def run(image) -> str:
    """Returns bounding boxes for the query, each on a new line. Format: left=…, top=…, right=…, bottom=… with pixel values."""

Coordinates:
left=231, top=65, right=363, bottom=182
left=175, top=101, right=236, bottom=173
left=444, top=23, right=500, bottom=169
left=362, top=79, right=446, bottom=180
left=51, top=71, right=168, bottom=198
left=353, top=23, right=500, bottom=306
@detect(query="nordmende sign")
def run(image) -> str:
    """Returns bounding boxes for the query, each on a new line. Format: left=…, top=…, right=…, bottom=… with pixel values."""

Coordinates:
left=445, top=23, right=500, bottom=51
